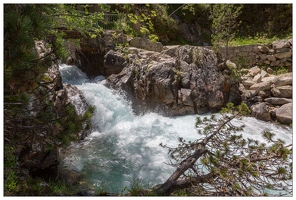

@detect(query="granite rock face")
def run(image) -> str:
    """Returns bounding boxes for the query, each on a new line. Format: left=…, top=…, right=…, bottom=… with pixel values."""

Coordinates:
left=106, top=45, right=241, bottom=116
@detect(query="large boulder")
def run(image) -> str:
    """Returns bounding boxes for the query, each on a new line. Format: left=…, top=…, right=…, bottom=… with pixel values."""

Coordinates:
left=275, top=103, right=292, bottom=125
left=272, top=72, right=292, bottom=87
left=107, top=45, right=240, bottom=116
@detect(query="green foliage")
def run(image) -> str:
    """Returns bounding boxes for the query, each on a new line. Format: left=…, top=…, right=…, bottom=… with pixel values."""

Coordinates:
left=230, top=33, right=292, bottom=46
left=56, top=105, right=94, bottom=146
left=4, top=5, right=53, bottom=93
left=220, top=102, right=250, bottom=116
left=4, top=146, right=19, bottom=195
left=127, top=178, right=155, bottom=196
left=273, top=66, right=289, bottom=75
left=52, top=4, right=104, bottom=37
left=159, top=103, right=292, bottom=196
left=115, top=4, right=177, bottom=42
left=168, top=4, right=212, bottom=28
left=236, top=54, right=250, bottom=69
left=148, top=34, right=159, bottom=42
left=237, top=4, right=292, bottom=38
left=211, top=4, right=243, bottom=60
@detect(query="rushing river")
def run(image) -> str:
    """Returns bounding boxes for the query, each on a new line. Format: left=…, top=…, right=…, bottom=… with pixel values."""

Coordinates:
left=59, top=64, right=292, bottom=194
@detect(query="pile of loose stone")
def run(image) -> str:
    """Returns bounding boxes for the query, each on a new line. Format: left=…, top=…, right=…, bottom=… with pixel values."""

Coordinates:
left=240, top=66, right=292, bottom=125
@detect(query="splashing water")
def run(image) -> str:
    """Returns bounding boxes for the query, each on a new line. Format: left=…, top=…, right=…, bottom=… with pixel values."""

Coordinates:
left=59, top=64, right=292, bottom=194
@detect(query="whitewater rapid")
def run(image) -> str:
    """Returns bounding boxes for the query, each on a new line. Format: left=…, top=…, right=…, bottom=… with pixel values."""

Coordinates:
left=59, top=64, right=292, bottom=194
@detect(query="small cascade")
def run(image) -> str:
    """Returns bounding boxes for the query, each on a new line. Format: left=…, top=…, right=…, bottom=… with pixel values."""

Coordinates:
left=59, top=64, right=292, bottom=194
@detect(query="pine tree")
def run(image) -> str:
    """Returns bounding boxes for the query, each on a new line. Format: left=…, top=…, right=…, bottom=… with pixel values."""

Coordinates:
left=4, top=4, right=97, bottom=195
left=155, top=103, right=292, bottom=196
left=211, top=4, right=243, bottom=61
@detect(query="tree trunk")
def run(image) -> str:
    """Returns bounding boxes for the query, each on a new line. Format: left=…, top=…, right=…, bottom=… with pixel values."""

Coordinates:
left=153, top=148, right=210, bottom=195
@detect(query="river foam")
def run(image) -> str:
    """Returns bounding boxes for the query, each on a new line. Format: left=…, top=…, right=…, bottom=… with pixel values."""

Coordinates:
left=59, top=64, right=292, bottom=194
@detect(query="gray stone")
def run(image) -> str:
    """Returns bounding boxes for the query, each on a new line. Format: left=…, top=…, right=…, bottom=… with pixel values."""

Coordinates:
left=243, top=79, right=256, bottom=88
left=64, top=84, right=89, bottom=116
left=275, top=85, right=292, bottom=98
left=253, top=73, right=261, bottom=83
left=275, top=51, right=292, bottom=59
left=107, top=45, right=231, bottom=116
left=250, top=102, right=271, bottom=121
left=249, top=81, right=272, bottom=91
left=267, top=55, right=277, bottom=62
left=272, top=39, right=291, bottom=49
left=258, top=45, right=269, bottom=53
left=275, top=103, right=292, bottom=124
left=258, top=90, right=271, bottom=98
left=249, top=66, right=261, bottom=76
left=180, top=88, right=193, bottom=106
left=261, top=76, right=275, bottom=83
left=268, top=49, right=275, bottom=54
left=270, top=60, right=281, bottom=67
left=243, top=90, right=258, bottom=99
left=260, top=54, right=267, bottom=60
left=265, top=97, right=292, bottom=105
left=272, top=73, right=292, bottom=87
left=239, top=83, right=246, bottom=94
left=275, top=48, right=291, bottom=53
left=260, top=69, right=269, bottom=78
left=271, top=87, right=281, bottom=97
left=129, top=37, right=163, bottom=52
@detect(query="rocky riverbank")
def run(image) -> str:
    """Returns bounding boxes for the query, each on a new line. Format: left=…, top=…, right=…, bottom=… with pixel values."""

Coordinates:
left=240, top=66, right=292, bottom=125
left=16, top=41, right=92, bottom=183
left=65, top=33, right=292, bottom=125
